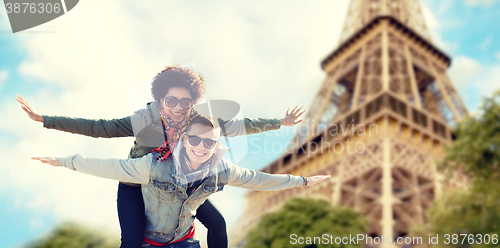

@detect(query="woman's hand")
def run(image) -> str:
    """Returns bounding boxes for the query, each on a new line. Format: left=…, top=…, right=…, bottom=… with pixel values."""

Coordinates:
left=16, top=94, right=44, bottom=123
left=31, top=157, right=60, bottom=167
left=306, top=175, right=330, bottom=186
left=280, top=105, right=306, bottom=127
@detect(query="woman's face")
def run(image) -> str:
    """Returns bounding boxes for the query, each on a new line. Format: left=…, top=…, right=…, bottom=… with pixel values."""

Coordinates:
left=183, top=123, right=219, bottom=168
left=160, top=87, right=193, bottom=123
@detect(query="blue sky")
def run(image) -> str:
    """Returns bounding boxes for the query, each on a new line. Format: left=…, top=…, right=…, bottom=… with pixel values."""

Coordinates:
left=0, top=1, right=499, bottom=247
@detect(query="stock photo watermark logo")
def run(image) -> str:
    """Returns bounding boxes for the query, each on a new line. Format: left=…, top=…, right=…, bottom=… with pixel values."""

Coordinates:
left=129, top=99, right=250, bottom=164
left=249, top=119, right=379, bottom=157
left=4, top=0, right=79, bottom=33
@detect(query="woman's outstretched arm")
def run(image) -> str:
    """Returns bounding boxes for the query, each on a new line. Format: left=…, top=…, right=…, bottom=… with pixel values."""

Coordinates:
left=220, top=105, right=306, bottom=137
left=16, top=94, right=135, bottom=138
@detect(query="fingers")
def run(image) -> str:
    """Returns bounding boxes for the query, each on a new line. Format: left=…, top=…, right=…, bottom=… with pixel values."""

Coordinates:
left=31, top=157, right=59, bottom=166
left=295, top=105, right=304, bottom=115
left=15, top=94, right=23, bottom=102
left=310, top=175, right=331, bottom=180
left=16, top=94, right=28, bottom=106
left=293, top=119, right=304, bottom=125
left=292, top=110, right=306, bottom=125
left=291, top=105, right=304, bottom=116
left=285, top=105, right=306, bottom=118
left=306, top=175, right=331, bottom=186
left=31, top=157, right=48, bottom=163
left=15, top=95, right=25, bottom=107
left=17, top=95, right=33, bottom=111
left=16, top=95, right=32, bottom=112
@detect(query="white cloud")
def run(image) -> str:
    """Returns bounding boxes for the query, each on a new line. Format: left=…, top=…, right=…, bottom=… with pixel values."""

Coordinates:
left=420, top=3, right=459, bottom=53
left=480, top=64, right=500, bottom=94
left=465, top=0, right=500, bottom=7
left=0, top=70, right=8, bottom=91
left=419, top=0, right=500, bottom=113
left=497, top=51, right=500, bottom=60
left=449, top=56, right=483, bottom=90
left=2, top=0, right=351, bottom=246
left=448, top=55, right=500, bottom=112
left=479, top=35, right=493, bottom=50
left=29, top=217, right=44, bottom=229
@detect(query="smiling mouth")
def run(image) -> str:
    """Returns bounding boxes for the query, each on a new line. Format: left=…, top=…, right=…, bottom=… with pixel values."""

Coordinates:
left=170, top=111, right=185, bottom=117
left=192, top=150, right=207, bottom=157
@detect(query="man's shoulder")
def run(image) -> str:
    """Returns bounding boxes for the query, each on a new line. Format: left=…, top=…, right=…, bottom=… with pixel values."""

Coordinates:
left=214, top=158, right=237, bottom=174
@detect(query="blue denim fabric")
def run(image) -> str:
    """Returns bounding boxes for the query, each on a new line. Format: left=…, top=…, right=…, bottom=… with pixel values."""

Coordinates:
left=117, top=182, right=145, bottom=248
left=117, top=182, right=226, bottom=248
left=142, top=238, right=200, bottom=248
left=59, top=141, right=304, bottom=244
left=141, top=154, right=228, bottom=244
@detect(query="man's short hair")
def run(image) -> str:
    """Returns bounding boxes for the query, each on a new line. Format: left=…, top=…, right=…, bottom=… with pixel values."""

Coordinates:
left=186, top=115, right=215, bottom=133
left=151, top=66, right=206, bottom=103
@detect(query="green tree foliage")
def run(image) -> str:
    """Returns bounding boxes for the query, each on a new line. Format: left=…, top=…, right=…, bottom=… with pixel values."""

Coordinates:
left=439, top=91, right=500, bottom=181
left=244, top=198, right=369, bottom=248
left=23, top=222, right=119, bottom=248
left=413, top=91, right=500, bottom=248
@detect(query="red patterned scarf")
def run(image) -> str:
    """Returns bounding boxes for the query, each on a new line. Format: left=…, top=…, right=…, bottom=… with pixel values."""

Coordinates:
left=152, top=106, right=197, bottom=162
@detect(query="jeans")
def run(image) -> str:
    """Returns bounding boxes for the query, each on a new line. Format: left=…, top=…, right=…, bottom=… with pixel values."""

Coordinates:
left=117, top=182, right=228, bottom=248
left=142, top=238, right=200, bottom=248
left=117, top=182, right=145, bottom=248
left=196, top=200, right=227, bottom=248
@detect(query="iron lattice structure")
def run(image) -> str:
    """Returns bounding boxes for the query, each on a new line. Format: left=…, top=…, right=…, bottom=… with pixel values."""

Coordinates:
left=230, top=0, right=468, bottom=247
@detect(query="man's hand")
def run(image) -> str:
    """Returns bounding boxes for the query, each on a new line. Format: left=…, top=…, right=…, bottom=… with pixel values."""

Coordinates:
left=16, top=94, right=44, bottom=123
left=31, top=157, right=60, bottom=167
left=306, top=175, right=330, bottom=186
left=280, top=105, right=305, bottom=127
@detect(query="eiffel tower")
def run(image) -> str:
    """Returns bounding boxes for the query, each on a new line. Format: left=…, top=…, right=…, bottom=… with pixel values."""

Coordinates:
left=230, top=0, right=468, bottom=247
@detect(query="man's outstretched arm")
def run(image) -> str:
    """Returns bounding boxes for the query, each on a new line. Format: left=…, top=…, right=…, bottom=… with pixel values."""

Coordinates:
left=226, top=162, right=329, bottom=191
left=32, top=154, right=153, bottom=184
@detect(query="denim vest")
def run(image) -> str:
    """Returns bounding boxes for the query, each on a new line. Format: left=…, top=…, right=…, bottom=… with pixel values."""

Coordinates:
left=142, top=153, right=229, bottom=243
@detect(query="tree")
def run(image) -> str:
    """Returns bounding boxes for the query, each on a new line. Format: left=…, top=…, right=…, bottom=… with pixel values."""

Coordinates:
left=438, top=91, right=500, bottom=181
left=244, top=198, right=369, bottom=248
left=412, top=91, right=500, bottom=248
left=23, top=222, right=119, bottom=248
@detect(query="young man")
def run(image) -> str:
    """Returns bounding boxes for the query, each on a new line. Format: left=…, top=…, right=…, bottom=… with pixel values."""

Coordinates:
left=33, top=115, right=330, bottom=248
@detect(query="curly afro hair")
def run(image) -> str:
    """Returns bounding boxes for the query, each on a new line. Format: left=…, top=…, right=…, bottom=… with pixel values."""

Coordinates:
left=151, top=66, right=206, bottom=103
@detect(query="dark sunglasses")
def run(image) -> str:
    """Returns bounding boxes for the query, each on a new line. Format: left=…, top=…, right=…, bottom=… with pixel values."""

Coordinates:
left=186, top=135, right=218, bottom=149
left=163, top=96, right=193, bottom=109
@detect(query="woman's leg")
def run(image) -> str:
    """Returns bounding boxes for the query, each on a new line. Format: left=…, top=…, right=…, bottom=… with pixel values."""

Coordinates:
left=195, top=199, right=228, bottom=248
left=117, top=182, right=146, bottom=248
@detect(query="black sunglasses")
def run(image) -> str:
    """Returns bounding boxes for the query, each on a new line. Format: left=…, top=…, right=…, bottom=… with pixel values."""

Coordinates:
left=163, top=96, right=194, bottom=109
left=186, top=135, right=218, bottom=149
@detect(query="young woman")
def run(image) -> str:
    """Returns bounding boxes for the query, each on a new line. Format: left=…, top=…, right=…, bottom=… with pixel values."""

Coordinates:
left=32, top=115, right=330, bottom=248
left=17, top=66, right=305, bottom=248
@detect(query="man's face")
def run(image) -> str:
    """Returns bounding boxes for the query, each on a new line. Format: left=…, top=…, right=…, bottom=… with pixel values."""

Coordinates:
left=160, top=87, right=193, bottom=123
left=183, top=123, right=220, bottom=166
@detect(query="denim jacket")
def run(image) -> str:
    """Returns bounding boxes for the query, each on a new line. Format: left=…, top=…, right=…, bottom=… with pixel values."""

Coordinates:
left=59, top=137, right=304, bottom=243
